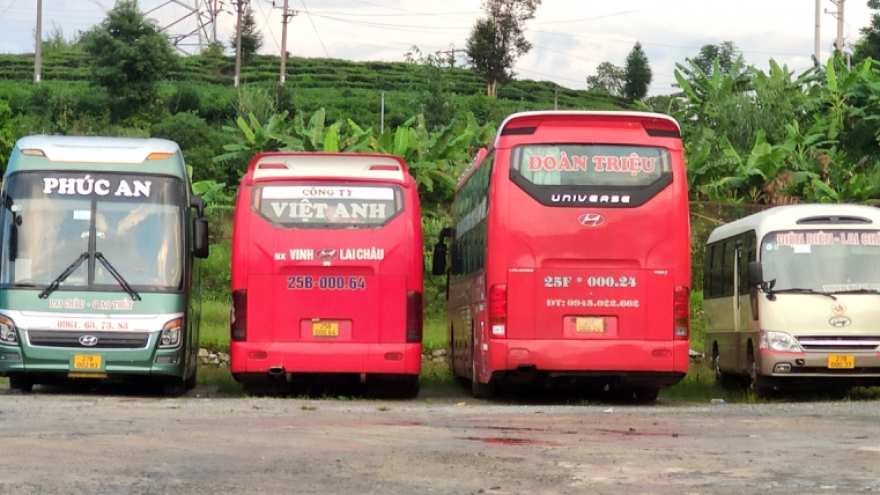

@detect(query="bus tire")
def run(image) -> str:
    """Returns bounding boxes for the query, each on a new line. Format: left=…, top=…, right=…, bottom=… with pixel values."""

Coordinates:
left=8, top=374, right=34, bottom=392
left=748, top=350, right=772, bottom=399
left=184, top=366, right=198, bottom=391
left=633, top=386, right=660, bottom=403
left=471, top=361, right=495, bottom=400
left=713, top=347, right=735, bottom=390
left=399, top=375, right=420, bottom=399
left=161, top=378, right=186, bottom=398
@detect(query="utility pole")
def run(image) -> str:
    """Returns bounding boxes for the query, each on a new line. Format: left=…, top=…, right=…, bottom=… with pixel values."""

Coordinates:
left=814, top=0, right=821, bottom=65
left=276, top=0, right=298, bottom=86
left=440, top=48, right=467, bottom=68
left=233, top=0, right=247, bottom=87
left=827, top=0, right=846, bottom=55
left=34, top=0, right=42, bottom=83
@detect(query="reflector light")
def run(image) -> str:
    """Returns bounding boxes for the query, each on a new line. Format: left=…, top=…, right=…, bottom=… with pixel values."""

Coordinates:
left=231, top=290, right=248, bottom=341
left=406, top=291, right=423, bottom=343
left=673, top=285, right=690, bottom=340
left=384, top=352, right=404, bottom=361
left=146, top=152, right=172, bottom=160
left=369, top=165, right=400, bottom=171
left=20, top=149, right=45, bottom=157
left=652, top=349, right=672, bottom=358
left=642, top=119, right=680, bottom=135
left=249, top=351, right=267, bottom=360
left=258, top=163, right=288, bottom=169
left=488, top=284, right=507, bottom=338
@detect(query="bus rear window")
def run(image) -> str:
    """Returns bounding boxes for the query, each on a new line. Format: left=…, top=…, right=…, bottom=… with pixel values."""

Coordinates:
left=254, top=184, right=403, bottom=228
left=512, top=144, right=670, bottom=187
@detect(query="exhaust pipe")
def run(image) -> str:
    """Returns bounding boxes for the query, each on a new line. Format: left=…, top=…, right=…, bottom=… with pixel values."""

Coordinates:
left=268, top=366, right=285, bottom=377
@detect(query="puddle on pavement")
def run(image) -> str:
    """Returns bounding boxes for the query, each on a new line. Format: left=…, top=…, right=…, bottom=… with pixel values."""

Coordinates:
left=461, top=437, right=563, bottom=446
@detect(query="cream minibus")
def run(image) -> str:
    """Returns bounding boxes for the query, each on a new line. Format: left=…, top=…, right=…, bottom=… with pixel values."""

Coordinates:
left=704, top=204, right=880, bottom=397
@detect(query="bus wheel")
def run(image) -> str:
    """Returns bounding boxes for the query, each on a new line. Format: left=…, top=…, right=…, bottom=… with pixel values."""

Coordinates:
left=633, top=386, right=660, bottom=403
left=748, top=351, right=772, bottom=399
left=399, top=375, right=420, bottom=399
left=471, top=361, right=495, bottom=400
left=8, top=374, right=34, bottom=392
left=160, top=378, right=186, bottom=398
left=184, top=366, right=198, bottom=391
left=713, top=348, right=733, bottom=390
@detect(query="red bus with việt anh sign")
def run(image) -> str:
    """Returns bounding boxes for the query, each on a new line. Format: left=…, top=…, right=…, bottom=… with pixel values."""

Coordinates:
left=432, top=111, right=691, bottom=402
left=230, top=152, right=423, bottom=397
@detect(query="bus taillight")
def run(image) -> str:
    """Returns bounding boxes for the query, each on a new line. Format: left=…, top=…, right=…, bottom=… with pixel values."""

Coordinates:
left=673, top=285, right=690, bottom=340
left=231, top=290, right=247, bottom=341
left=406, top=291, right=423, bottom=343
left=488, top=284, right=507, bottom=338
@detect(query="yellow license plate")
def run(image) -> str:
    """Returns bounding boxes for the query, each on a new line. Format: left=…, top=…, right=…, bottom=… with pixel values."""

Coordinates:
left=312, top=321, right=339, bottom=337
left=828, top=355, right=855, bottom=369
left=576, top=317, right=605, bottom=333
left=73, top=354, right=102, bottom=370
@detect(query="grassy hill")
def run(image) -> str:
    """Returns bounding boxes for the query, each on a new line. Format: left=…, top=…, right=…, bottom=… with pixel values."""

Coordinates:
left=0, top=50, right=629, bottom=129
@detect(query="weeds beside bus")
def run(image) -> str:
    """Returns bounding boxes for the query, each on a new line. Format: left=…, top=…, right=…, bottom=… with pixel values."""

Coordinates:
left=704, top=204, right=880, bottom=397
left=0, top=136, right=210, bottom=394
left=432, top=111, right=691, bottom=402
left=230, top=152, right=423, bottom=397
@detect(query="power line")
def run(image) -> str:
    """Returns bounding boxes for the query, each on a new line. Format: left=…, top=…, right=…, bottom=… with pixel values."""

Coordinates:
left=299, top=0, right=329, bottom=58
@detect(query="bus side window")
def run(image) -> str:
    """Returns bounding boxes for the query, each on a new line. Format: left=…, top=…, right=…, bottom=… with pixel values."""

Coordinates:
left=703, top=244, right=715, bottom=298
left=721, top=241, right=736, bottom=297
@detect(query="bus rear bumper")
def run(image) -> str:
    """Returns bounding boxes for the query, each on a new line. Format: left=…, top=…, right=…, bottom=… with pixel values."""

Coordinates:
left=488, top=339, right=689, bottom=387
left=230, top=342, right=422, bottom=376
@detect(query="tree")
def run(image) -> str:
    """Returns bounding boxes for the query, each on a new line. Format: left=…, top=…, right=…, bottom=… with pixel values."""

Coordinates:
left=586, top=62, right=625, bottom=97
left=466, top=0, right=541, bottom=97
left=623, top=42, right=652, bottom=103
left=689, top=41, right=745, bottom=78
left=853, top=0, right=880, bottom=65
left=80, top=1, right=178, bottom=123
left=0, top=99, right=16, bottom=173
left=229, top=6, right=263, bottom=63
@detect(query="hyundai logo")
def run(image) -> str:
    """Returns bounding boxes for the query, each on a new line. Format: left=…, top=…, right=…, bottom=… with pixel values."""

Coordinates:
left=829, top=316, right=851, bottom=327
left=78, top=335, right=99, bottom=346
left=317, top=248, right=337, bottom=260
left=577, top=213, right=605, bottom=227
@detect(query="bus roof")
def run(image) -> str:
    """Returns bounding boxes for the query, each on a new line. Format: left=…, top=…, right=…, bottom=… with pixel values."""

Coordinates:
left=492, top=110, right=681, bottom=150
left=456, top=110, right=681, bottom=189
left=707, top=204, right=880, bottom=243
left=11, top=135, right=181, bottom=165
left=247, top=152, right=409, bottom=183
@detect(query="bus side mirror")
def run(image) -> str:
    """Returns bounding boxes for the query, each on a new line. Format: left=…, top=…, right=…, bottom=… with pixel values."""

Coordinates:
left=431, top=242, right=447, bottom=276
left=191, top=194, right=205, bottom=217
left=7, top=218, right=18, bottom=262
left=748, top=261, right=763, bottom=286
left=193, top=217, right=209, bottom=259
left=431, top=227, right=453, bottom=276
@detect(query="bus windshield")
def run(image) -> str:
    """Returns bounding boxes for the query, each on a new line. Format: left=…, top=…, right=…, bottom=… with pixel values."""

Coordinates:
left=761, top=230, right=880, bottom=292
left=0, top=172, right=185, bottom=291
left=254, top=184, right=404, bottom=229
left=512, top=144, right=671, bottom=187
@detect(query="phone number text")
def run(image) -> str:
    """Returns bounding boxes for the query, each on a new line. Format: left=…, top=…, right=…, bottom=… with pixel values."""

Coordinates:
left=547, top=299, right=640, bottom=308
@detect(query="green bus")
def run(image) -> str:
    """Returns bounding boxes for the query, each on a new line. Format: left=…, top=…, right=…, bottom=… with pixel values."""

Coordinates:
left=0, top=135, right=209, bottom=394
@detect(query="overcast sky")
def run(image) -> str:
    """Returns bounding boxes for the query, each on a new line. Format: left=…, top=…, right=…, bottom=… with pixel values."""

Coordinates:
left=0, top=0, right=875, bottom=95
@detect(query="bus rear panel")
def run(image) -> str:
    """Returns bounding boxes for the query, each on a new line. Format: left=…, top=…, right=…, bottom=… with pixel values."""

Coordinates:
left=230, top=153, right=423, bottom=396
left=444, top=112, right=690, bottom=401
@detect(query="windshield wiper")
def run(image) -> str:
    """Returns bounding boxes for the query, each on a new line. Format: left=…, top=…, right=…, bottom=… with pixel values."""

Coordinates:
left=95, top=252, right=141, bottom=302
left=768, top=288, right=837, bottom=300
left=829, top=288, right=880, bottom=295
left=39, top=252, right=89, bottom=299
